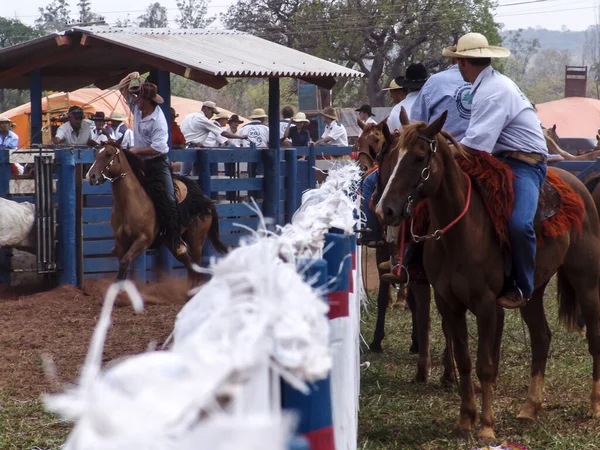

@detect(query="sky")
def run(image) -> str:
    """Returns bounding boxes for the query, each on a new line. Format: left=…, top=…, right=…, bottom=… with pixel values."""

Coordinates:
left=3, top=0, right=600, bottom=32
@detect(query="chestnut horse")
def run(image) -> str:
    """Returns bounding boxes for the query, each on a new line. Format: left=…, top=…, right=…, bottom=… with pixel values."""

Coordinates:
left=378, top=113, right=600, bottom=440
left=356, top=114, right=454, bottom=383
left=544, top=125, right=600, bottom=160
left=86, top=144, right=227, bottom=284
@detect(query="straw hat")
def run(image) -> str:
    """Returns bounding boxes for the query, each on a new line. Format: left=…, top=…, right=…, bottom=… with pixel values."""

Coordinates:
left=213, top=111, right=231, bottom=121
left=292, top=112, right=310, bottom=123
left=381, top=76, right=405, bottom=91
left=203, top=101, right=219, bottom=114
left=109, top=111, right=128, bottom=121
left=320, top=107, right=338, bottom=121
left=0, top=116, right=14, bottom=125
left=249, top=108, right=268, bottom=119
left=442, top=33, right=511, bottom=59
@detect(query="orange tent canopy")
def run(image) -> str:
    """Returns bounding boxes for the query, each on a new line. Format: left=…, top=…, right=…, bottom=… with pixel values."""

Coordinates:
left=2, top=88, right=248, bottom=147
left=537, top=97, right=600, bottom=138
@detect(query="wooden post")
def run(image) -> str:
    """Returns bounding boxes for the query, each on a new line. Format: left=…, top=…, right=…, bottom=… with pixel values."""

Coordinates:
left=284, top=148, right=298, bottom=223
left=263, top=78, right=282, bottom=225
left=55, top=150, right=77, bottom=286
left=30, top=70, right=43, bottom=145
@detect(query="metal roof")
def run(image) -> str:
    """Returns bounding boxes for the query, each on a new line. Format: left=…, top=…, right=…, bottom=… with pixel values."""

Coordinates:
left=0, top=27, right=362, bottom=92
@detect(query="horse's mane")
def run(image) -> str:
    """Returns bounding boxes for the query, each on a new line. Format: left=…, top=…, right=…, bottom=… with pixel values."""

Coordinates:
left=398, top=122, right=471, bottom=160
left=121, top=148, right=147, bottom=181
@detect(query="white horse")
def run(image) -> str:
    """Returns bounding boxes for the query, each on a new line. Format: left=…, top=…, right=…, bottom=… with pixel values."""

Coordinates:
left=0, top=197, right=36, bottom=254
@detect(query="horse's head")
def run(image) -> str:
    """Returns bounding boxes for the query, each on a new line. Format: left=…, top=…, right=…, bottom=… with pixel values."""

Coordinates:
left=354, top=120, right=390, bottom=172
left=86, top=144, right=126, bottom=185
left=545, top=124, right=559, bottom=144
left=377, top=111, right=449, bottom=226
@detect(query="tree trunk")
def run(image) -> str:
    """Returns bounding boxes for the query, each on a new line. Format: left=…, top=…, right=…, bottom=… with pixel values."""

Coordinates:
left=368, top=55, right=386, bottom=106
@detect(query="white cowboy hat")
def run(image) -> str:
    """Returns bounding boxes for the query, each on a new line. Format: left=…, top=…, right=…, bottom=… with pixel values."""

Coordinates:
left=109, top=111, right=128, bottom=121
left=292, top=112, right=310, bottom=123
left=249, top=108, right=268, bottom=119
left=213, top=111, right=230, bottom=120
left=202, top=101, right=219, bottom=114
left=442, top=33, right=511, bottom=59
left=381, top=77, right=405, bottom=91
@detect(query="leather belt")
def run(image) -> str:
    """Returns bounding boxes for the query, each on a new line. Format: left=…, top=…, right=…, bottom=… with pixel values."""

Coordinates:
left=498, top=151, right=547, bottom=165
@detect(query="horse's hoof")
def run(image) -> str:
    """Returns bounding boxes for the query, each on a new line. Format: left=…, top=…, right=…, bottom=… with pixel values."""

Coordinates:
left=451, top=424, right=472, bottom=439
left=409, top=342, right=419, bottom=354
left=517, top=404, right=538, bottom=422
left=413, top=371, right=428, bottom=383
left=474, top=382, right=482, bottom=395
left=440, top=374, right=456, bottom=389
left=369, top=342, right=383, bottom=353
left=477, top=427, right=495, bottom=441
left=587, top=406, right=600, bottom=418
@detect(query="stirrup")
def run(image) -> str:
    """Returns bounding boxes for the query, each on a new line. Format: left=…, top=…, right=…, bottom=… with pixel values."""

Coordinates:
left=497, top=286, right=528, bottom=309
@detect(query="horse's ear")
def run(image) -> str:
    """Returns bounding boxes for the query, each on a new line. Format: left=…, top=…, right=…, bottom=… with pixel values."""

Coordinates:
left=357, top=117, right=365, bottom=131
left=380, top=120, right=391, bottom=141
left=422, top=111, right=447, bottom=138
left=552, top=124, right=557, bottom=131
left=400, top=106, right=410, bottom=126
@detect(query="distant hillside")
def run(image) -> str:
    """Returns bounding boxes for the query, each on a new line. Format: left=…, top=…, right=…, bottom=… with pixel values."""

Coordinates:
left=500, top=27, right=587, bottom=57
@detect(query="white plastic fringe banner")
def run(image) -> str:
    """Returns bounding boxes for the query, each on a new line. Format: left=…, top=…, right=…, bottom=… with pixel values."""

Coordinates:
left=44, top=160, right=363, bottom=450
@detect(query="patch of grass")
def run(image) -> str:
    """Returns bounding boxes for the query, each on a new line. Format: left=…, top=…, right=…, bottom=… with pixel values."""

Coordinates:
left=359, top=279, right=600, bottom=449
left=0, top=394, right=68, bottom=449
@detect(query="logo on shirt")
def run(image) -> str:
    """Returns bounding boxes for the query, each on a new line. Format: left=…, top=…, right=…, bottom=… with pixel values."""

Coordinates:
left=454, top=84, right=473, bottom=120
left=247, top=127, right=264, bottom=145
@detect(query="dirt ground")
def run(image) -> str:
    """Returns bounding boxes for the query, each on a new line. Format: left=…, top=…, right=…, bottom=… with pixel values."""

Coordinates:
left=0, top=278, right=191, bottom=400
left=0, top=248, right=380, bottom=402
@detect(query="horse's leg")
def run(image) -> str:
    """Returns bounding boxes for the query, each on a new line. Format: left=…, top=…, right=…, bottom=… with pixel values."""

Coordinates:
left=440, top=317, right=456, bottom=387
left=560, top=267, right=600, bottom=417
left=517, top=282, right=550, bottom=421
left=370, top=243, right=391, bottom=353
left=407, top=286, right=418, bottom=354
left=474, top=294, right=500, bottom=441
left=183, top=218, right=210, bottom=287
left=412, top=279, right=431, bottom=383
left=116, top=235, right=150, bottom=281
left=435, top=294, right=476, bottom=437
left=491, top=304, right=505, bottom=388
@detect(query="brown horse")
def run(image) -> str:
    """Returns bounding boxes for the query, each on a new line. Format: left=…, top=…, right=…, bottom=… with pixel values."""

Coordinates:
left=356, top=114, right=454, bottom=383
left=86, top=144, right=227, bottom=284
left=544, top=125, right=600, bottom=161
left=378, top=113, right=600, bottom=440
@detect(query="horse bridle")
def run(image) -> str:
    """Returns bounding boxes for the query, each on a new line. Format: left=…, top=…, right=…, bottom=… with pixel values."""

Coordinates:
left=403, top=133, right=438, bottom=219
left=99, top=147, right=130, bottom=183
left=403, top=133, right=472, bottom=242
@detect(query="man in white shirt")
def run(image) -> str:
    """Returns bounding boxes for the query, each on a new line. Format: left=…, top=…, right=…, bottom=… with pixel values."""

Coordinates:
left=381, top=77, right=407, bottom=133
left=315, top=107, right=348, bottom=147
left=355, top=104, right=377, bottom=129
left=118, top=72, right=186, bottom=256
left=393, top=63, right=428, bottom=131
left=90, top=111, right=113, bottom=144
left=446, top=33, right=547, bottom=308
left=180, top=101, right=247, bottom=176
left=241, top=108, right=270, bottom=148
left=204, top=111, right=231, bottom=148
left=53, top=106, right=95, bottom=146
left=279, top=106, right=294, bottom=147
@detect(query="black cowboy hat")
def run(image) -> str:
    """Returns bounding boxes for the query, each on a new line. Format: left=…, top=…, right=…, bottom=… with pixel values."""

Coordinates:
left=355, top=104, right=375, bottom=117
left=228, top=114, right=242, bottom=124
left=63, top=106, right=84, bottom=120
left=399, top=63, right=429, bottom=89
left=89, top=111, right=108, bottom=121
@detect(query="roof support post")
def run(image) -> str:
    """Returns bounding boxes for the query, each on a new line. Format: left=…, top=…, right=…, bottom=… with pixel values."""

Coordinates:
left=30, top=70, right=43, bottom=145
left=263, top=77, right=282, bottom=225
left=153, top=69, right=174, bottom=277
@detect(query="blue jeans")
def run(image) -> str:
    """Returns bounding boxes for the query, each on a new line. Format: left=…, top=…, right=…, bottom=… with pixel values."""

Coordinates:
left=361, top=170, right=380, bottom=239
left=501, top=157, right=547, bottom=297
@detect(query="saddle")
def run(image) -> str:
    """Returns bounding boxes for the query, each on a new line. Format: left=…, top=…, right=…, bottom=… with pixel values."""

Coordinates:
left=411, top=152, right=585, bottom=248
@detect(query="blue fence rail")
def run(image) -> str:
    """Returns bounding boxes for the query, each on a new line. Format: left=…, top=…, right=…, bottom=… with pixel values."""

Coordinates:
left=49, top=145, right=352, bottom=286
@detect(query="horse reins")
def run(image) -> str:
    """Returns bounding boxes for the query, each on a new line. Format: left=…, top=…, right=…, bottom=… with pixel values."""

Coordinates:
left=100, top=147, right=130, bottom=183
left=402, top=133, right=473, bottom=242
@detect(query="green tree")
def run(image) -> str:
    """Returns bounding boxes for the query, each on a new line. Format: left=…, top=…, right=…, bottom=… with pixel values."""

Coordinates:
left=222, top=0, right=500, bottom=107
left=138, top=2, right=169, bottom=28
left=502, top=29, right=541, bottom=85
left=76, top=0, right=102, bottom=23
left=176, top=0, right=216, bottom=29
left=35, top=0, right=71, bottom=32
left=115, top=14, right=133, bottom=28
left=0, top=18, right=44, bottom=111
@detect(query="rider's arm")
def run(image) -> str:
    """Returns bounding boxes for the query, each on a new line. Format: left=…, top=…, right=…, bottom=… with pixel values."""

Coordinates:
left=221, top=130, right=248, bottom=140
left=460, top=95, right=503, bottom=154
left=119, top=72, right=141, bottom=104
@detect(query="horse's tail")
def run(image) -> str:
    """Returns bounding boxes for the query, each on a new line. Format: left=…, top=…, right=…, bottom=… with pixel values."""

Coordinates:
left=557, top=268, right=579, bottom=331
left=207, top=202, right=228, bottom=254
